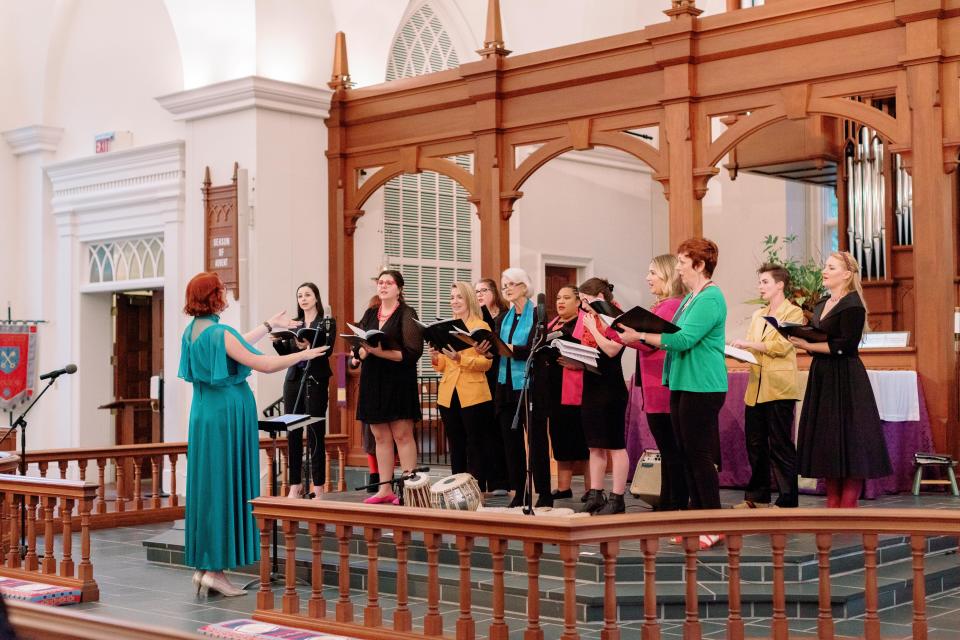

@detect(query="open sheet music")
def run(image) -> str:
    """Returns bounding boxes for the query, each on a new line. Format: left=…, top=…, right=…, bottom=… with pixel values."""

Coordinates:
left=589, top=301, right=680, bottom=334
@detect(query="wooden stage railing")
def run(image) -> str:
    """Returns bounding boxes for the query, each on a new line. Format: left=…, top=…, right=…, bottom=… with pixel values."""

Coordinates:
left=6, top=598, right=200, bottom=639
left=0, top=474, right=98, bottom=602
left=20, top=435, right=349, bottom=530
left=250, top=499, right=960, bottom=640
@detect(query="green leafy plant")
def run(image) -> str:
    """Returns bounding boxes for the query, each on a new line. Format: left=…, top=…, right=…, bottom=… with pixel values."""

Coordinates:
left=747, top=234, right=825, bottom=312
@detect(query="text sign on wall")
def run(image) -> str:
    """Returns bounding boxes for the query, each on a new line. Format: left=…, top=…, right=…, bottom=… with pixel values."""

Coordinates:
left=202, top=163, right=240, bottom=299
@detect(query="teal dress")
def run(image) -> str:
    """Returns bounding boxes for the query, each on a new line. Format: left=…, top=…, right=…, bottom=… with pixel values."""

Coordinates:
left=178, top=315, right=262, bottom=571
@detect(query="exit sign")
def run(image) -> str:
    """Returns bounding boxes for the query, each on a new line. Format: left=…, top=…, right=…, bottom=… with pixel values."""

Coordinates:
left=94, top=131, right=133, bottom=154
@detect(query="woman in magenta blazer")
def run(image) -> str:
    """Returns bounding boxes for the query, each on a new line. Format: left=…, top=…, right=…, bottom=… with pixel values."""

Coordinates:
left=622, top=255, right=687, bottom=510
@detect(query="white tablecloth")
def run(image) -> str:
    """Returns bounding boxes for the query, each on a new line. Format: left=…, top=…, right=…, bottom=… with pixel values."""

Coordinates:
left=796, top=369, right=920, bottom=423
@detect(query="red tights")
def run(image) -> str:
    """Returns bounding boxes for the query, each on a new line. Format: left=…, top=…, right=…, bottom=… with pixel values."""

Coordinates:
left=825, top=478, right=863, bottom=508
left=367, top=453, right=378, bottom=474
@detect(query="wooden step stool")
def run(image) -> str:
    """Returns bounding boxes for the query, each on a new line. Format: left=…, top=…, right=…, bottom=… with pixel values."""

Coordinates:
left=911, top=454, right=959, bottom=496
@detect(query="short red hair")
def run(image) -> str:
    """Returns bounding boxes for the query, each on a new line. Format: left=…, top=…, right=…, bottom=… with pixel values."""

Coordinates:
left=677, top=237, right=719, bottom=278
left=183, top=272, right=227, bottom=316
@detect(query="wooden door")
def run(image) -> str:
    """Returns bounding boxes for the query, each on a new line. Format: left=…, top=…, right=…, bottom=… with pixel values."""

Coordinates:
left=543, top=265, right=579, bottom=322
left=150, top=289, right=164, bottom=442
left=114, top=293, right=153, bottom=447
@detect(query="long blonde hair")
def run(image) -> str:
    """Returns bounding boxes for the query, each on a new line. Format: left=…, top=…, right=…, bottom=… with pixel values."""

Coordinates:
left=830, top=251, right=868, bottom=331
left=452, top=281, right=482, bottom=323
left=650, top=254, right=687, bottom=300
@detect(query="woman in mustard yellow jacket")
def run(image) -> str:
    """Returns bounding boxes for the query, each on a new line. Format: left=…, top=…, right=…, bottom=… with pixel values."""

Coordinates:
left=430, top=281, right=493, bottom=487
left=730, top=263, right=804, bottom=508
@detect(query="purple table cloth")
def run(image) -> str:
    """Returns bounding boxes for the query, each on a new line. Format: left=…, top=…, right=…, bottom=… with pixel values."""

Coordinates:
left=625, top=370, right=933, bottom=500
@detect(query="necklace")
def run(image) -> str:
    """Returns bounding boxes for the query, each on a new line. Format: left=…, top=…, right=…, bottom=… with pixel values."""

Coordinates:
left=377, top=304, right=397, bottom=323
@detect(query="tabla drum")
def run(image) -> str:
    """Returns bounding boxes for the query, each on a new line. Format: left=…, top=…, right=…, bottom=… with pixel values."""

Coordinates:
left=429, top=473, right=483, bottom=511
left=402, top=472, right=432, bottom=508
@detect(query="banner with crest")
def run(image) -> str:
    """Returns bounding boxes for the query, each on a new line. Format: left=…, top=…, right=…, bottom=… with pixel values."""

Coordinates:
left=0, top=324, right=38, bottom=411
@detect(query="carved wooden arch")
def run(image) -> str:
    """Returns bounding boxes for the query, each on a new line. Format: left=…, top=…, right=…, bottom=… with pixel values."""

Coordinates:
left=349, top=155, right=477, bottom=213
left=508, top=129, right=665, bottom=196
left=705, top=91, right=905, bottom=171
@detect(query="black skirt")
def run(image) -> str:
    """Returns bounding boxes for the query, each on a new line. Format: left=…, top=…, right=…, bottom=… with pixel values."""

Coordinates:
left=580, top=349, right=627, bottom=450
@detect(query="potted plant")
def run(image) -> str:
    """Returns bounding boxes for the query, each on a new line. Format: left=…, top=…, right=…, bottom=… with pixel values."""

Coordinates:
left=748, top=234, right=825, bottom=316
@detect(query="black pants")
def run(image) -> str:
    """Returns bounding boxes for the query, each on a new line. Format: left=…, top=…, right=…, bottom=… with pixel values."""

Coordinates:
left=284, top=374, right=329, bottom=486
left=670, top=390, right=725, bottom=510
left=647, top=412, right=688, bottom=510
left=744, top=400, right=799, bottom=507
left=439, top=392, right=492, bottom=488
left=482, top=401, right=508, bottom=491
left=497, top=389, right=550, bottom=500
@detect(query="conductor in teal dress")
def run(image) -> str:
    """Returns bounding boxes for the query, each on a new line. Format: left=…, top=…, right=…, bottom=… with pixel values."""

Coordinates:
left=178, top=272, right=329, bottom=597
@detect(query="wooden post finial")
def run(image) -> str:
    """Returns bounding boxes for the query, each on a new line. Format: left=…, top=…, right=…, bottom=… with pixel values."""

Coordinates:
left=476, top=0, right=511, bottom=58
left=665, top=0, right=703, bottom=19
left=328, top=31, right=354, bottom=90
left=203, top=166, right=211, bottom=188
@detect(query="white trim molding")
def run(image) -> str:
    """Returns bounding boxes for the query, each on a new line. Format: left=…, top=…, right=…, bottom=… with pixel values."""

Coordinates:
left=2, top=125, right=64, bottom=156
left=156, top=75, right=334, bottom=121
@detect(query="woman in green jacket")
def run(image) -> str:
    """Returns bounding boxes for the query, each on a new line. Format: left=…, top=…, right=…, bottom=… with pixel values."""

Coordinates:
left=623, top=238, right=727, bottom=532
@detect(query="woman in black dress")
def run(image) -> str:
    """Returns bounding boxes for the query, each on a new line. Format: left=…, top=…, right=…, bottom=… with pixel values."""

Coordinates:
left=351, top=270, right=423, bottom=504
left=545, top=285, right=590, bottom=500
left=789, top=251, right=892, bottom=508
left=475, top=278, right=509, bottom=494
left=272, top=282, right=334, bottom=499
left=577, top=278, right=629, bottom=515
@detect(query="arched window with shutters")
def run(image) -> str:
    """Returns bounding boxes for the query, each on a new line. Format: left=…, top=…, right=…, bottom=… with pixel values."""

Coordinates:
left=382, top=2, right=475, bottom=368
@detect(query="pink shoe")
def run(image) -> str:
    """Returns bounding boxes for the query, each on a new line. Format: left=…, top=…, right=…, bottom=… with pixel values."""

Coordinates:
left=363, top=493, right=397, bottom=505
left=392, top=496, right=401, bottom=505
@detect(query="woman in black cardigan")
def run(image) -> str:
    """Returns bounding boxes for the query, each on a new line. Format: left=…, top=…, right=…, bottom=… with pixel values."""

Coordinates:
left=272, top=282, right=334, bottom=499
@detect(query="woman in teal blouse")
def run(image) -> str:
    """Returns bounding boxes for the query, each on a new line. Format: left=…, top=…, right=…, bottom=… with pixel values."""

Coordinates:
left=178, top=272, right=328, bottom=597
left=624, top=238, right=727, bottom=534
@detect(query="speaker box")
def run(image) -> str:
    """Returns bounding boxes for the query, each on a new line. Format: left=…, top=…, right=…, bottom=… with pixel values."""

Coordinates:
left=630, top=449, right=661, bottom=508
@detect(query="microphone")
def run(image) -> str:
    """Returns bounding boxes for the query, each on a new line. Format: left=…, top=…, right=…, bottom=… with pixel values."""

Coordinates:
left=40, top=364, right=77, bottom=381
left=545, top=330, right=563, bottom=342
left=536, top=293, right=547, bottom=334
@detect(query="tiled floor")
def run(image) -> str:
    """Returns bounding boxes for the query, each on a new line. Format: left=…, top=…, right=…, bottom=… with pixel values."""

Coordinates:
left=66, top=487, right=960, bottom=639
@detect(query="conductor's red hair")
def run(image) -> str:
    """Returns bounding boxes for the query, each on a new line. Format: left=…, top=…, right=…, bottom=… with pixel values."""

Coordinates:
left=184, top=272, right=227, bottom=316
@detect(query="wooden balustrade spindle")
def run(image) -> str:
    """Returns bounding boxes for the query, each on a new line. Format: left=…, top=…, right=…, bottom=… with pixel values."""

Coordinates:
left=393, top=529, right=412, bottom=632
left=132, top=458, right=143, bottom=511
left=58, top=460, right=68, bottom=480
left=559, top=543, right=580, bottom=640
left=282, top=519, right=300, bottom=614
left=115, top=458, right=127, bottom=512
left=771, top=533, right=787, bottom=640
left=816, top=532, right=834, bottom=640
left=77, top=496, right=93, bottom=584
left=862, top=533, right=878, bottom=640
left=455, top=535, right=475, bottom=640
left=265, top=449, right=276, bottom=497
left=488, top=537, right=508, bottom=640
left=256, top=517, right=274, bottom=611
left=150, top=457, right=161, bottom=509
left=169, top=455, right=179, bottom=507
left=0, top=494, right=7, bottom=559
left=364, top=527, right=382, bottom=627
left=78, top=459, right=87, bottom=482
left=324, top=451, right=332, bottom=493
left=95, top=459, right=107, bottom=514
left=424, top=532, right=443, bottom=636
left=308, top=521, right=326, bottom=618
left=599, top=541, right=618, bottom=640
left=336, top=524, right=354, bottom=622
left=641, top=538, right=660, bottom=640
left=524, top=541, right=544, bottom=640
left=41, top=496, right=55, bottom=574
left=25, top=495, right=38, bottom=571
left=7, top=496, right=20, bottom=568
left=726, top=534, right=744, bottom=640
left=60, top=498, right=74, bottom=578
left=279, top=449, right=289, bottom=496
left=911, top=534, right=928, bottom=640
left=682, top=536, right=701, bottom=640
left=38, top=462, right=48, bottom=478
left=337, top=447, right=346, bottom=492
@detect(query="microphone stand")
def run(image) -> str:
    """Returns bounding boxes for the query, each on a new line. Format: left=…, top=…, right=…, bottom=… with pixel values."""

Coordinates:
left=510, top=310, right=548, bottom=516
left=0, top=374, right=62, bottom=557
left=290, top=315, right=330, bottom=499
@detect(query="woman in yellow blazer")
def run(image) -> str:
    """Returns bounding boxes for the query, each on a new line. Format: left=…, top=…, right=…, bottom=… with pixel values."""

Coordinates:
left=730, top=263, right=804, bottom=508
left=430, top=281, right=493, bottom=486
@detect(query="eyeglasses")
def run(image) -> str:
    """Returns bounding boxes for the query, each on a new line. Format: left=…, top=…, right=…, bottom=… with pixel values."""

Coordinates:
left=501, top=282, right=520, bottom=291
left=475, top=288, right=491, bottom=295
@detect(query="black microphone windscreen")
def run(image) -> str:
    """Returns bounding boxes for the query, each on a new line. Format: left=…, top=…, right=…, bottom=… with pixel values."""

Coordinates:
left=65, top=364, right=78, bottom=374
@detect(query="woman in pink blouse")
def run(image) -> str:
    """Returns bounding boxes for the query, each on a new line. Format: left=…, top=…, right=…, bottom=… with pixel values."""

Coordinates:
left=626, top=255, right=687, bottom=510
